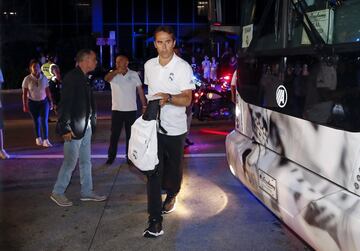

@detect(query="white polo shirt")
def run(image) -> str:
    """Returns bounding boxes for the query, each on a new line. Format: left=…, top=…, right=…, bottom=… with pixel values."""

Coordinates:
left=144, top=53, right=195, bottom=135
left=110, top=69, right=142, bottom=111
left=22, top=74, right=49, bottom=101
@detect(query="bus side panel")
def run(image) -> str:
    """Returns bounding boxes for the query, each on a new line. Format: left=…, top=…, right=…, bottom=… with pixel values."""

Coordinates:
left=265, top=110, right=360, bottom=196
left=226, top=130, right=360, bottom=251
left=296, top=190, right=360, bottom=251
left=227, top=94, right=360, bottom=251
left=234, top=91, right=360, bottom=197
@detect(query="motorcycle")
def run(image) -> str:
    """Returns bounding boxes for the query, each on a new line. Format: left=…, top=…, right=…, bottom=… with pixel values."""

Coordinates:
left=192, top=73, right=233, bottom=121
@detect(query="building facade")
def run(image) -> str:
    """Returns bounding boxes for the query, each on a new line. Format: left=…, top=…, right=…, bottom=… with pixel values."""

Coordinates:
left=0, top=0, right=210, bottom=88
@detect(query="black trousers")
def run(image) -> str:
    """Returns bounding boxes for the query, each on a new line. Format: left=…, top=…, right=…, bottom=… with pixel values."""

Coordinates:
left=107, top=110, right=137, bottom=160
left=147, top=132, right=186, bottom=221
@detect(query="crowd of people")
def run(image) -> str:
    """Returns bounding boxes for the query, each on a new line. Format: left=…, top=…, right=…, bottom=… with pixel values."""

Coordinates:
left=189, top=45, right=238, bottom=85
left=1, top=25, right=200, bottom=238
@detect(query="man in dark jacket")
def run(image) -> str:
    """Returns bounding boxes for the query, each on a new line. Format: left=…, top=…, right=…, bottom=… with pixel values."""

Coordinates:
left=50, top=49, right=106, bottom=207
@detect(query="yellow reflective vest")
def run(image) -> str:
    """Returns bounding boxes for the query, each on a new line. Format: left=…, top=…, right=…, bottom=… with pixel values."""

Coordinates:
left=41, top=62, right=57, bottom=80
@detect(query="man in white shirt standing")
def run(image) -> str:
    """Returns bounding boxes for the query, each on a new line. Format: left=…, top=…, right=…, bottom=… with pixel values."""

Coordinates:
left=142, top=26, right=195, bottom=238
left=202, top=55, right=211, bottom=82
left=104, top=54, right=147, bottom=165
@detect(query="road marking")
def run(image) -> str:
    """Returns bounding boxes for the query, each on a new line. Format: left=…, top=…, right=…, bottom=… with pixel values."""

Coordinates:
left=8, top=153, right=226, bottom=159
left=185, top=153, right=226, bottom=158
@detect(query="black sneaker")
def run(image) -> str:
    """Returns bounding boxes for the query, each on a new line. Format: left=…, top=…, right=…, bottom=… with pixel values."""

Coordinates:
left=162, top=195, right=177, bottom=214
left=143, top=219, right=164, bottom=238
left=105, top=157, right=115, bottom=165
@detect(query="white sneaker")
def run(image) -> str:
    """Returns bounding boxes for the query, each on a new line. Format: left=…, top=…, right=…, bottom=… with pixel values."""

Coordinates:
left=42, top=139, right=53, bottom=147
left=36, top=137, right=43, bottom=146
left=0, top=149, right=10, bottom=159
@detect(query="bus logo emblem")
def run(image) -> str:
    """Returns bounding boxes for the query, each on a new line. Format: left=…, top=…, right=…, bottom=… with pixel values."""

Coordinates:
left=276, top=85, right=287, bottom=108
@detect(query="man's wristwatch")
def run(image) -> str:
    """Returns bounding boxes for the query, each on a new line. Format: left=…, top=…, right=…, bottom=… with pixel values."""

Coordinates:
left=167, top=94, right=173, bottom=103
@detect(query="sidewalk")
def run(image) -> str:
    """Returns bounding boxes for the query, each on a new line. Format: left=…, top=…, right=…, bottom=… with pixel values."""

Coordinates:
left=0, top=91, right=310, bottom=251
left=0, top=157, right=310, bottom=251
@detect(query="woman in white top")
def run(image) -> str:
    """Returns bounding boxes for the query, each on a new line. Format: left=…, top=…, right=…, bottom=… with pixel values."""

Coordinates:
left=22, top=59, right=53, bottom=147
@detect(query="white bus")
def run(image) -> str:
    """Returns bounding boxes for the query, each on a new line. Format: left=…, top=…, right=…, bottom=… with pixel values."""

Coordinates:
left=220, top=0, right=360, bottom=250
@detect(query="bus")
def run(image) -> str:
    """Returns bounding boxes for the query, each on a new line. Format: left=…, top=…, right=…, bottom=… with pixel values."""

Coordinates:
left=215, top=0, right=360, bottom=250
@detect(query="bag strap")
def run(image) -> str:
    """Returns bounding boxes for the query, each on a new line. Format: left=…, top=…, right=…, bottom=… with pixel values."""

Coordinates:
left=142, top=99, right=168, bottom=134
left=158, top=106, right=168, bottom=134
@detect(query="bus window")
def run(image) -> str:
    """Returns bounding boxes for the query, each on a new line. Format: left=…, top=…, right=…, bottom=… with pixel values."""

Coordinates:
left=288, top=0, right=360, bottom=47
left=236, top=0, right=360, bottom=132
left=333, top=0, right=360, bottom=43
left=237, top=53, right=360, bottom=132
left=240, top=0, right=283, bottom=51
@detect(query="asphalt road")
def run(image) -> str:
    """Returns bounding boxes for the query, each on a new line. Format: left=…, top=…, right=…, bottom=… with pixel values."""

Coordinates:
left=0, top=90, right=312, bottom=251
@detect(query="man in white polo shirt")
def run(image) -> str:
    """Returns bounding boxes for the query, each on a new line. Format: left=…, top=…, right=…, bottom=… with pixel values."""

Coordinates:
left=104, top=54, right=147, bottom=165
left=142, top=26, right=195, bottom=238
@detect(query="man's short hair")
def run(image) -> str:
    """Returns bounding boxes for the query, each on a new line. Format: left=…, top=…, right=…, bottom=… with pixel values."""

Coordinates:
left=154, top=26, right=176, bottom=41
left=115, top=53, right=129, bottom=61
left=29, top=59, right=39, bottom=68
left=75, top=49, right=94, bottom=63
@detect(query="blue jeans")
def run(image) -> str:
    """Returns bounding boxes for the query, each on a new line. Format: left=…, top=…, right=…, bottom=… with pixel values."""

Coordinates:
left=53, top=125, right=93, bottom=196
left=28, top=99, right=49, bottom=139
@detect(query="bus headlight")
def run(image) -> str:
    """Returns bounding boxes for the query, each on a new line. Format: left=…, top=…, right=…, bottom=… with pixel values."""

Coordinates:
left=229, top=164, right=236, bottom=176
left=235, top=105, right=240, bottom=117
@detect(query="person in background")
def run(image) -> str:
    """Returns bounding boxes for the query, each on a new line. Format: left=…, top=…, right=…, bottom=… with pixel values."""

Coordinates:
left=48, top=64, right=62, bottom=114
left=22, top=59, right=53, bottom=147
left=184, top=101, right=194, bottom=147
left=210, top=56, right=218, bottom=81
left=190, top=56, right=198, bottom=74
left=41, top=54, right=59, bottom=122
left=186, top=57, right=196, bottom=147
left=229, top=56, right=237, bottom=73
left=0, top=68, right=4, bottom=89
left=0, top=68, right=9, bottom=159
left=41, top=54, right=58, bottom=80
left=202, top=55, right=211, bottom=83
left=143, top=25, right=195, bottom=238
left=51, top=49, right=106, bottom=207
left=39, top=52, right=46, bottom=65
left=104, top=53, right=147, bottom=165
